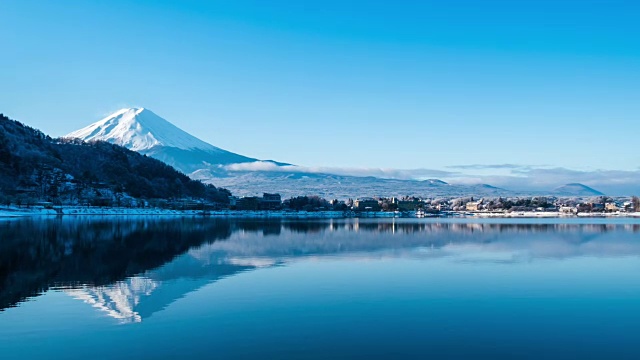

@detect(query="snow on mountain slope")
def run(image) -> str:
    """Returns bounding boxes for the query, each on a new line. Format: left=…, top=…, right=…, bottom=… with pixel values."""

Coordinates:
left=65, top=107, right=510, bottom=197
left=66, top=108, right=261, bottom=172
left=67, top=108, right=225, bottom=152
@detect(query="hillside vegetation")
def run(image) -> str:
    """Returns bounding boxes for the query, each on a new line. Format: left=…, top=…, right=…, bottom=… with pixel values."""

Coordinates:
left=0, top=113, right=231, bottom=206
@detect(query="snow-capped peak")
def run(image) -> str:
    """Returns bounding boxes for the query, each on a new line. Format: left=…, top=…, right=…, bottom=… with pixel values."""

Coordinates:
left=66, top=108, right=223, bottom=152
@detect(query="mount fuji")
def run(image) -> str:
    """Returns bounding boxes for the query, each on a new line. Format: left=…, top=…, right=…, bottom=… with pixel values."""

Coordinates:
left=66, top=108, right=287, bottom=176
left=65, top=108, right=511, bottom=198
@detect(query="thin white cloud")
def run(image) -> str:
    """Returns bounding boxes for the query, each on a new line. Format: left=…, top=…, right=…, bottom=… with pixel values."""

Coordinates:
left=447, top=164, right=531, bottom=170
left=224, top=161, right=456, bottom=179
left=223, top=161, right=640, bottom=195
left=445, top=167, right=640, bottom=195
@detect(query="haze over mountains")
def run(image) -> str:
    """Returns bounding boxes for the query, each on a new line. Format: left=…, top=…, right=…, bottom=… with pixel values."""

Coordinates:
left=66, top=108, right=607, bottom=198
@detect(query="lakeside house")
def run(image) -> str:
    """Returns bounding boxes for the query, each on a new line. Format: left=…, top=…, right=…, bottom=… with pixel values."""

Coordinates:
left=392, top=197, right=422, bottom=211
left=465, top=199, right=483, bottom=212
left=261, top=193, right=283, bottom=210
left=229, top=196, right=238, bottom=207
left=236, top=196, right=260, bottom=210
left=235, top=193, right=283, bottom=210
left=354, top=198, right=380, bottom=211
left=605, top=203, right=620, bottom=212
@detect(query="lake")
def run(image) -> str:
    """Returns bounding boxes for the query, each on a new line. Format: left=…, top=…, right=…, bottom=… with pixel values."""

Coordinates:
left=1, top=217, right=640, bottom=359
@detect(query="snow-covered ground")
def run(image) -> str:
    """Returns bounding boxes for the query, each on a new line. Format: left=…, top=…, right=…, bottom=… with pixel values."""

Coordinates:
left=0, top=207, right=58, bottom=217
left=1, top=206, right=639, bottom=219
left=0, top=206, right=208, bottom=218
left=0, top=206, right=349, bottom=219
left=465, top=211, right=640, bottom=218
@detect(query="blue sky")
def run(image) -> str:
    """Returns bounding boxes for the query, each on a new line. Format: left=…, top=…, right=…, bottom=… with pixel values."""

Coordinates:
left=1, top=0, right=639, bottom=189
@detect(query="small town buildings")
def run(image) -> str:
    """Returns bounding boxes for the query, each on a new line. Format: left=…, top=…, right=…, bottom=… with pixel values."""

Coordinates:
left=436, top=203, right=450, bottom=211
left=236, top=196, right=260, bottom=210
left=465, top=199, right=483, bottom=212
left=560, top=206, right=576, bottom=214
left=235, top=193, right=282, bottom=210
left=576, top=203, right=592, bottom=213
left=354, top=198, right=380, bottom=211
left=397, top=200, right=421, bottom=211
left=229, top=196, right=238, bottom=207
left=605, top=203, right=620, bottom=212
left=260, top=193, right=282, bottom=210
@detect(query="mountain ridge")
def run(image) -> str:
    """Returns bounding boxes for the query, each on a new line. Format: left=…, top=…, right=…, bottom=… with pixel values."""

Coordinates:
left=0, top=112, right=231, bottom=204
left=66, top=108, right=607, bottom=198
left=66, top=108, right=262, bottom=173
left=67, top=108, right=221, bottom=152
left=552, top=183, right=604, bottom=197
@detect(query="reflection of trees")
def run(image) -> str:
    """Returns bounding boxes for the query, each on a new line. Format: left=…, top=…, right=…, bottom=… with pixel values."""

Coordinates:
left=283, top=220, right=331, bottom=234
left=233, top=219, right=282, bottom=236
left=2, top=218, right=639, bottom=312
left=0, top=217, right=232, bottom=311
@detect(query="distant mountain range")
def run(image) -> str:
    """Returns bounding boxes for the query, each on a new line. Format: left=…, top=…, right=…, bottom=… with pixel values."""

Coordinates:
left=552, top=183, right=604, bottom=197
left=66, top=108, right=606, bottom=198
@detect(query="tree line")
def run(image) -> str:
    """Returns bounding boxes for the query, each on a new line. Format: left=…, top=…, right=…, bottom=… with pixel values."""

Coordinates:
left=0, top=114, right=231, bottom=206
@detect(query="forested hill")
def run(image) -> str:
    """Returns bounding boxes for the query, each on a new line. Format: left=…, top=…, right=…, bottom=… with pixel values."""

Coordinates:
left=0, top=113, right=231, bottom=206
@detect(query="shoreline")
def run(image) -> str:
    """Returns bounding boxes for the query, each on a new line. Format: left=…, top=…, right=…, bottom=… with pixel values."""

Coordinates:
left=1, top=206, right=639, bottom=219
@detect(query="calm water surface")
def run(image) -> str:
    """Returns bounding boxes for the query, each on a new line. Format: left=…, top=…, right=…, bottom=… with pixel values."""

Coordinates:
left=1, top=217, right=640, bottom=359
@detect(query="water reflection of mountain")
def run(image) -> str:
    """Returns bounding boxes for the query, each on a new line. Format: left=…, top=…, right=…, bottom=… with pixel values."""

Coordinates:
left=1, top=218, right=639, bottom=320
left=0, top=218, right=235, bottom=312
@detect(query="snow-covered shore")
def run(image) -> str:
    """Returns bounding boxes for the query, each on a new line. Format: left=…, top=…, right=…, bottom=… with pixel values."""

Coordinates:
left=0, top=206, right=349, bottom=219
left=469, top=211, right=640, bottom=218
left=1, top=206, right=639, bottom=219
